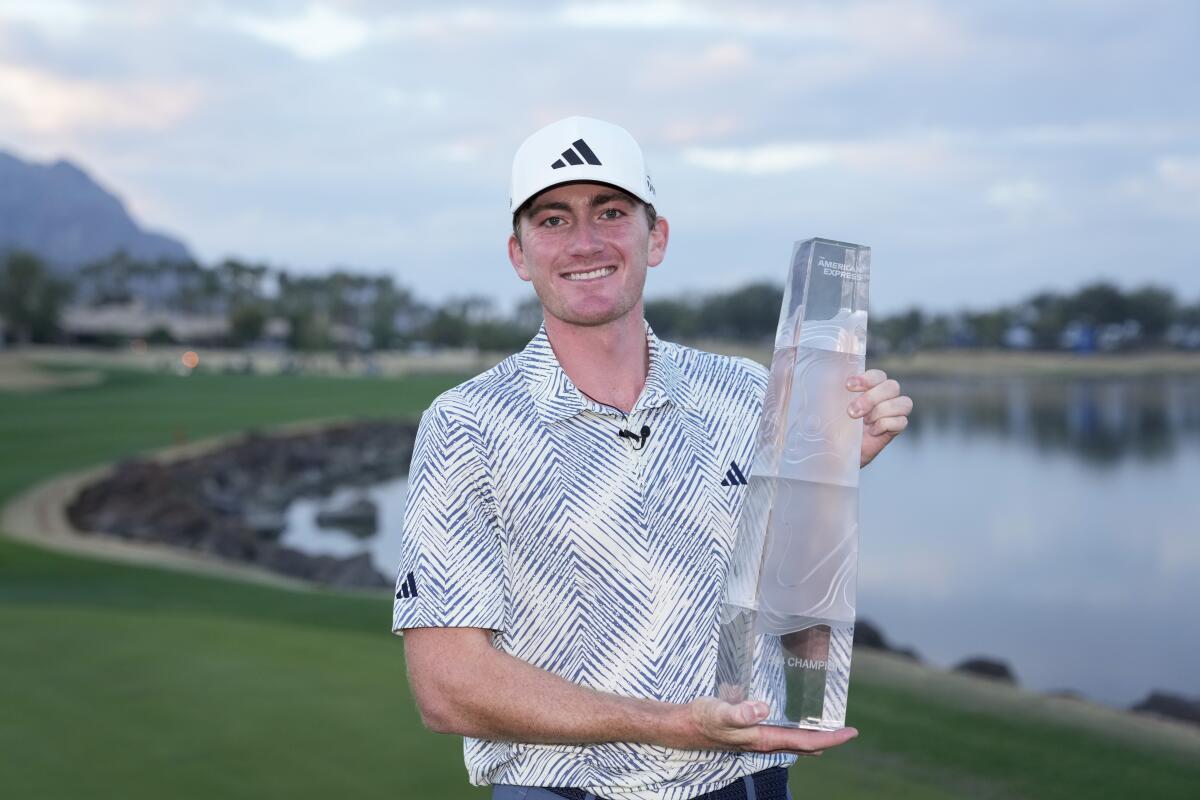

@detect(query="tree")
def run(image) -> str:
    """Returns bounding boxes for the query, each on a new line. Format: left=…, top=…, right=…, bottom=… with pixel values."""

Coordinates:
left=0, top=250, right=72, bottom=344
left=229, top=304, right=268, bottom=345
left=698, top=282, right=782, bottom=341
left=1070, top=282, right=1127, bottom=326
left=645, top=297, right=700, bottom=339
left=1125, top=286, right=1176, bottom=341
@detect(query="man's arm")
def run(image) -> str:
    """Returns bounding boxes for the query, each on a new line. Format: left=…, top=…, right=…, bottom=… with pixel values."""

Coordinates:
left=404, top=626, right=857, bottom=756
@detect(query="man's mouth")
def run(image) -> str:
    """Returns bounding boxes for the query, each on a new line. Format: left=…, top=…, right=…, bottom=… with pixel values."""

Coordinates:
left=562, top=266, right=616, bottom=282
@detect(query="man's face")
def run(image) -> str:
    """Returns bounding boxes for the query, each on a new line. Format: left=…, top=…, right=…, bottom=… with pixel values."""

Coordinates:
left=508, top=183, right=668, bottom=328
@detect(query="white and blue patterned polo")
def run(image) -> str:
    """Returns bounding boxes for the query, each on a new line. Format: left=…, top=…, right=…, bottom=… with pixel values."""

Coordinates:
left=392, top=321, right=793, bottom=800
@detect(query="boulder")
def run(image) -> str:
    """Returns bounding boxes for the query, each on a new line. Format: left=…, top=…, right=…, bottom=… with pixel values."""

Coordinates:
left=853, top=619, right=921, bottom=661
left=953, top=657, right=1017, bottom=684
left=1131, top=691, right=1200, bottom=727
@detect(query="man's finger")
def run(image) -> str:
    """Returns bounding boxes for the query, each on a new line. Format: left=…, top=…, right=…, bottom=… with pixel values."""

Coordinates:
left=736, top=701, right=769, bottom=726
left=868, top=415, right=909, bottom=437
left=709, top=700, right=768, bottom=729
left=755, top=725, right=858, bottom=754
left=864, top=395, right=913, bottom=425
left=846, top=369, right=887, bottom=392
left=848, top=378, right=900, bottom=418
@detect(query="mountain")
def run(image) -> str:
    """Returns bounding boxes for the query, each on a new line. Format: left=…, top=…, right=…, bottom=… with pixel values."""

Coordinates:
left=0, top=149, right=192, bottom=270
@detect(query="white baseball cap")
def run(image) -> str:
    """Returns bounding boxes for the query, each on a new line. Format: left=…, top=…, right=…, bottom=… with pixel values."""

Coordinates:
left=509, top=116, right=656, bottom=214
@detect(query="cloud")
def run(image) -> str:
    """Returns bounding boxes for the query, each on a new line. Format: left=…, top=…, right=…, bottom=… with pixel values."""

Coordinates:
left=1004, top=121, right=1197, bottom=148
left=1113, top=155, right=1200, bottom=217
left=985, top=178, right=1051, bottom=215
left=556, top=0, right=973, bottom=61
left=0, top=0, right=94, bottom=36
left=0, top=63, right=201, bottom=135
left=683, top=142, right=836, bottom=175
left=380, top=87, right=446, bottom=112
left=1155, top=156, right=1200, bottom=191
left=680, top=133, right=970, bottom=178
left=225, top=4, right=370, bottom=60
left=556, top=1, right=722, bottom=31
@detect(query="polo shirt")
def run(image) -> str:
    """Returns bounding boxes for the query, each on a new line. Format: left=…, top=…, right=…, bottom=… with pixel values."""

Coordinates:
left=392, top=320, right=793, bottom=800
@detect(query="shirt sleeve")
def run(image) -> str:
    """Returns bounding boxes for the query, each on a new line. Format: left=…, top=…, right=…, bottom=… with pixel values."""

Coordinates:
left=391, top=393, right=507, bottom=635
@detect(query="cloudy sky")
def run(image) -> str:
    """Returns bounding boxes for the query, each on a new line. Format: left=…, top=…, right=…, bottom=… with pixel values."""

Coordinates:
left=1, top=0, right=1197, bottom=313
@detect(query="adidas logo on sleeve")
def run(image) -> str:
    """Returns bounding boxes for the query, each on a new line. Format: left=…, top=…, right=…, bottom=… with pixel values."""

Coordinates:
left=395, top=571, right=418, bottom=599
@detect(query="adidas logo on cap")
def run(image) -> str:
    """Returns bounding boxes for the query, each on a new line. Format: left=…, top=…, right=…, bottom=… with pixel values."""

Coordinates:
left=551, top=139, right=602, bottom=169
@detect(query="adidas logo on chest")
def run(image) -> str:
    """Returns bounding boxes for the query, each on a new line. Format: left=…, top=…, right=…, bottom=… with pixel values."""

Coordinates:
left=720, top=459, right=748, bottom=487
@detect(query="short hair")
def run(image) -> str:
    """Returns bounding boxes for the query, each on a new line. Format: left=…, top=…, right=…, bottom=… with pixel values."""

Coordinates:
left=512, top=188, right=657, bottom=247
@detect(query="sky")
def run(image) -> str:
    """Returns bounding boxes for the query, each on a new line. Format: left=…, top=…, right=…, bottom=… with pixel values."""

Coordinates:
left=1, top=0, right=1197, bottom=314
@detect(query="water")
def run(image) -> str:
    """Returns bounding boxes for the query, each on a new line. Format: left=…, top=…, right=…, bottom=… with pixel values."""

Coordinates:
left=279, top=476, right=409, bottom=571
left=859, top=375, right=1200, bottom=707
left=281, top=374, right=1200, bottom=709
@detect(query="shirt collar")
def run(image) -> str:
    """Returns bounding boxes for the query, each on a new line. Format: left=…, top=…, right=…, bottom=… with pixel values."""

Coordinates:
left=519, top=319, right=690, bottom=424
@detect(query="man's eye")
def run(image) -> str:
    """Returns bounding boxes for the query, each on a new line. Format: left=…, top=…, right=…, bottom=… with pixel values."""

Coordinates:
left=542, top=216, right=565, bottom=227
left=601, top=208, right=624, bottom=220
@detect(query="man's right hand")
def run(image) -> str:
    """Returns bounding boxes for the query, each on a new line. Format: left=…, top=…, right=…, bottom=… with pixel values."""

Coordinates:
left=404, top=626, right=858, bottom=756
left=679, top=697, right=858, bottom=756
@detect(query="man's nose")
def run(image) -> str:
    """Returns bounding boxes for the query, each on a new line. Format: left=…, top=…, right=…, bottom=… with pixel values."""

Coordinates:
left=565, top=217, right=604, bottom=256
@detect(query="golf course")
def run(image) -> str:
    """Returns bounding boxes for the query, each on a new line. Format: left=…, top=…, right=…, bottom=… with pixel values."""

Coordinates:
left=2, top=357, right=1197, bottom=799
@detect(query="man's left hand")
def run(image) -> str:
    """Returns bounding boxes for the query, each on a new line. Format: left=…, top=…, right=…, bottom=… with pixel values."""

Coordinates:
left=848, top=370, right=912, bottom=468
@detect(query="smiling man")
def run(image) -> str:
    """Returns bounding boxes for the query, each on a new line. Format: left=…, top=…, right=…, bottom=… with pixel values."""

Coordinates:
left=393, top=117, right=912, bottom=800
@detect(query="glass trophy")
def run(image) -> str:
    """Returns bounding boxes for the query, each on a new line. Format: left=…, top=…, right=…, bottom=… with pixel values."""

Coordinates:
left=716, top=237, right=869, bottom=730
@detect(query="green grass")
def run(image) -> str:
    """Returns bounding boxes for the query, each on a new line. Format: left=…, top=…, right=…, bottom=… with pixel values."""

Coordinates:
left=0, top=364, right=455, bottom=501
left=2, top=364, right=1198, bottom=799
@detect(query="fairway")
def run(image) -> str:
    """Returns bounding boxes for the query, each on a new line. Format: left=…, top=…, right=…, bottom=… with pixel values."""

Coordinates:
left=2, top=362, right=1198, bottom=799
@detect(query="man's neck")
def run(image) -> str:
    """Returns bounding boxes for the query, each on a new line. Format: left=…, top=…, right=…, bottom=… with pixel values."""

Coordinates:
left=543, top=308, right=648, bottom=415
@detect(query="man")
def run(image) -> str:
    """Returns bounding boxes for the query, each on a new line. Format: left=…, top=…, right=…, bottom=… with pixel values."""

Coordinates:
left=393, top=117, right=912, bottom=800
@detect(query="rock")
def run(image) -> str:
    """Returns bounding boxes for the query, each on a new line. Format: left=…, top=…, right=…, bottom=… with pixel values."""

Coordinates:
left=953, top=657, right=1017, bottom=684
left=315, top=495, right=378, bottom=535
left=316, top=552, right=389, bottom=588
left=1131, top=691, right=1200, bottom=727
left=853, top=619, right=888, bottom=649
left=65, top=419, right=417, bottom=589
left=853, top=619, right=921, bottom=661
left=243, top=508, right=287, bottom=538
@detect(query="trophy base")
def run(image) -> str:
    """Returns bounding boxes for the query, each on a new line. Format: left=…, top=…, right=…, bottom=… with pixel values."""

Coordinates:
left=717, top=608, right=854, bottom=731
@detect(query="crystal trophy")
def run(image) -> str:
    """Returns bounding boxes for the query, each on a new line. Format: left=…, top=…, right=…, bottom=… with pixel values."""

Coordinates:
left=716, top=237, right=869, bottom=730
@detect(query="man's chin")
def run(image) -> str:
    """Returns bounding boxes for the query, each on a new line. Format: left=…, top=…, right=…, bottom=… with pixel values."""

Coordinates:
left=548, top=305, right=635, bottom=329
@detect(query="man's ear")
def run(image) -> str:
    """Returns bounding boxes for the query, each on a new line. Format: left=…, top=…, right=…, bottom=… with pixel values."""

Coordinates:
left=508, top=233, right=532, bottom=282
left=647, top=216, right=670, bottom=268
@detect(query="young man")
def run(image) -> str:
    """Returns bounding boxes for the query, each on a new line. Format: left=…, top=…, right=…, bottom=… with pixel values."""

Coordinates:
left=393, top=117, right=912, bottom=800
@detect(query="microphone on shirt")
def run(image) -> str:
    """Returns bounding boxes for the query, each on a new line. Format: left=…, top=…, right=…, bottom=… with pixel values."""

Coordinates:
left=617, top=425, right=651, bottom=450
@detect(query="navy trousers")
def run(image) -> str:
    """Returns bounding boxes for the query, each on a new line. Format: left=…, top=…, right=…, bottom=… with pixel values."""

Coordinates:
left=491, top=772, right=793, bottom=800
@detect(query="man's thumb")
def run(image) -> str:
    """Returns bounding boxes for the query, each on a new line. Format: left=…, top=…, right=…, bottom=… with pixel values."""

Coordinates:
left=732, top=701, right=768, bottom=726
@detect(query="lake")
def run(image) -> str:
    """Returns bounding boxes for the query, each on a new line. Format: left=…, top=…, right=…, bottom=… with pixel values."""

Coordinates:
left=282, top=374, right=1200, bottom=708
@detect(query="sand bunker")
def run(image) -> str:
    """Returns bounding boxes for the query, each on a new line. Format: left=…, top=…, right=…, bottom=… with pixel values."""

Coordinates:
left=0, top=353, right=102, bottom=392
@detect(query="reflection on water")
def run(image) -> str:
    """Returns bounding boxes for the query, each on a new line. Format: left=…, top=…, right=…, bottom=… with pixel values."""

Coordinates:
left=903, top=376, right=1200, bottom=465
left=281, top=377, right=1200, bottom=708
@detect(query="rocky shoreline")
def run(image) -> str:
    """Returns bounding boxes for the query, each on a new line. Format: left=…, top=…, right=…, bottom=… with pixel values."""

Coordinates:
left=66, top=420, right=418, bottom=588
left=852, top=620, right=1199, bottom=730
